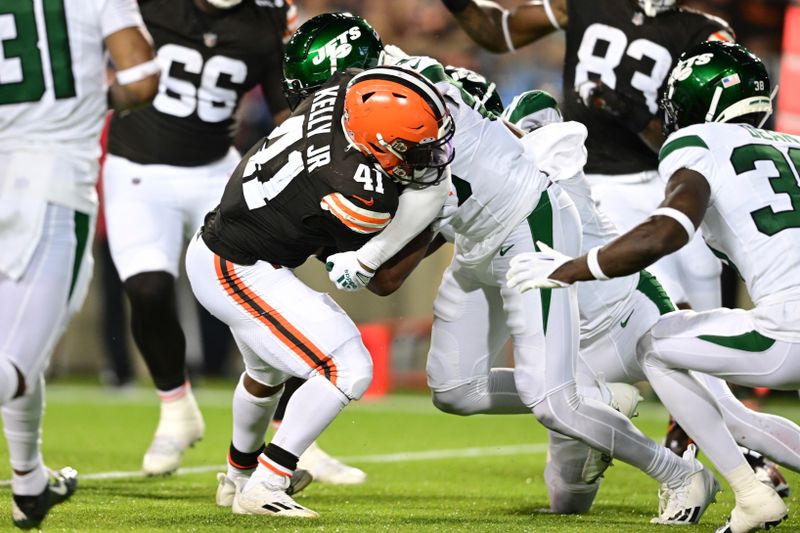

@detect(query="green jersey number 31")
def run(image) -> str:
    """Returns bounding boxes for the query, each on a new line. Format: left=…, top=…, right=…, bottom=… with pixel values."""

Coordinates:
left=0, top=0, right=75, bottom=105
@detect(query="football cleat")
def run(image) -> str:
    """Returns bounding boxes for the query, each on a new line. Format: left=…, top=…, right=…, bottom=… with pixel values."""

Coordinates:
left=715, top=481, right=787, bottom=533
left=232, top=474, right=319, bottom=518
left=12, top=466, right=78, bottom=530
left=742, top=448, right=791, bottom=499
left=142, top=390, right=205, bottom=475
left=664, top=416, right=693, bottom=457
left=297, top=442, right=367, bottom=485
left=216, top=468, right=313, bottom=507
left=582, top=382, right=643, bottom=484
left=651, top=444, right=721, bottom=525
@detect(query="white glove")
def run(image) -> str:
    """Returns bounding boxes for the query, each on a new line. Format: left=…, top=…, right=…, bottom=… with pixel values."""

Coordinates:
left=506, top=241, right=573, bottom=292
left=325, top=251, right=374, bottom=292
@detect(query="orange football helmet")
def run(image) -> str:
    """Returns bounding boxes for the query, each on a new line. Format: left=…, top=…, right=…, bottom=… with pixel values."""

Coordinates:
left=342, top=66, right=455, bottom=186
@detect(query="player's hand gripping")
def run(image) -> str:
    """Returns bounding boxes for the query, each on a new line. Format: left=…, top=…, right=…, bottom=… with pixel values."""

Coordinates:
left=326, top=251, right=375, bottom=292
left=575, top=80, right=651, bottom=134
left=506, top=242, right=573, bottom=292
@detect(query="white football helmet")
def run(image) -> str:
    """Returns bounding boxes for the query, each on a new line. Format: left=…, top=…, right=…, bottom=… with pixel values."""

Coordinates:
left=638, top=0, right=676, bottom=17
left=206, top=0, right=242, bottom=9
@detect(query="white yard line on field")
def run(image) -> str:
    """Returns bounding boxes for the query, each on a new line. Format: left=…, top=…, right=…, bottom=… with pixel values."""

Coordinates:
left=0, top=443, right=549, bottom=486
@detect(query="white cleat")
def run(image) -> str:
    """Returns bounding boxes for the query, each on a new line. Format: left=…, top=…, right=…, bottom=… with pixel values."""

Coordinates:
left=142, top=390, right=205, bottom=476
left=582, top=383, right=644, bottom=484
left=232, top=474, right=319, bottom=518
left=216, top=472, right=247, bottom=507
left=217, top=469, right=313, bottom=507
left=651, top=444, right=721, bottom=525
left=297, top=442, right=366, bottom=485
left=715, top=482, right=788, bottom=533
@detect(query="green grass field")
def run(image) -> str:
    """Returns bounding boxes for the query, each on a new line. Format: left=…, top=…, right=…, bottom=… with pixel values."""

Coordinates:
left=0, top=383, right=797, bottom=532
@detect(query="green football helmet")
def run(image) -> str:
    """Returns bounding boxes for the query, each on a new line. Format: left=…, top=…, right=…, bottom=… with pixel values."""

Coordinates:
left=662, top=41, right=773, bottom=133
left=282, top=13, right=383, bottom=109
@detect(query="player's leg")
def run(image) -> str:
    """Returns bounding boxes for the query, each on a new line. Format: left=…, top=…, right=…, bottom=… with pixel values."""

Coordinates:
left=639, top=310, right=797, bottom=530
left=267, top=376, right=366, bottom=485
left=427, top=265, right=526, bottom=415
left=693, top=373, right=795, bottom=497
left=186, top=236, right=369, bottom=518
left=0, top=203, right=87, bottom=528
left=694, top=373, right=800, bottom=474
left=104, top=154, right=205, bottom=475
left=509, top=189, right=717, bottom=524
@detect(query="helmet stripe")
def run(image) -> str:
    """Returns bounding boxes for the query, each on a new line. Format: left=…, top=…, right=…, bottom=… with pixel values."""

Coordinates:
left=351, top=67, right=447, bottom=119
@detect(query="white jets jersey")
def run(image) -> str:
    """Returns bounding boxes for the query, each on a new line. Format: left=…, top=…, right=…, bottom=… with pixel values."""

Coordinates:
left=0, top=0, right=143, bottom=207
left=659, top=122, right=800, bottom=341
left=380, top=48, right=550, bottom=264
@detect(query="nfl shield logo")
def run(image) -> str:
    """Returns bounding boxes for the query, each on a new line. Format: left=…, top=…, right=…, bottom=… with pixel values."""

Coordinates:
left=203, top=32, right=218, bottom=48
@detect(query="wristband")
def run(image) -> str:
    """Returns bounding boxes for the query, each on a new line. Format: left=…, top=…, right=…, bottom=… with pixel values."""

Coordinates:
left=587, top=246, right=610, bottom=281
left=651, top=207, right=696, bottom=241
left=115, top=59, right=160, bottom=85
left=442, top=0, right=471, bottom=13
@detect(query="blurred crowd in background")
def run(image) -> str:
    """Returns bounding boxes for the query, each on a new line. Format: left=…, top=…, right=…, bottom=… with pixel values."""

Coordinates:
left=73, top=0, right=793, bottom=389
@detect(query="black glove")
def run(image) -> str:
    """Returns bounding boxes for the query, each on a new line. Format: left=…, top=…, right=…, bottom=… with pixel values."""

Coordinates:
left=575, top=80, right=652, bottom=134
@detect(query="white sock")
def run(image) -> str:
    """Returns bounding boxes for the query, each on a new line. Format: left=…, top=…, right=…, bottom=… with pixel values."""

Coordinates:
left=727, top=462, right=766, bottom=500
left=3, top=374, right=44, bottom=474
left=271, top=375, right=348, bottom=457
left=11, top=463, right=47, bottom=496
left=231, top=373, right=280, bottom=454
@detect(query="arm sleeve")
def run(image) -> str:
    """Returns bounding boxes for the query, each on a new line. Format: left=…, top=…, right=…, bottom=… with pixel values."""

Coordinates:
left=355, top=170, right=451, bottom=269
left=100, top=0, right=145, bottom=38
left=260, top=5, right=293, bottom=116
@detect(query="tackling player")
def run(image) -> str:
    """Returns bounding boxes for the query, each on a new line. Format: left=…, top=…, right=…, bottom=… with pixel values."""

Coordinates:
left=186, top=66, right=454, bottom=517
left=231, top=13, right=732, bottom=526
left=0, top=0, right=158, bottom=528
left=507, top=41, right=795, bottom=533
left=104, top=0, right=296, bottom=476
left=442, top=0, right=737, bottom=459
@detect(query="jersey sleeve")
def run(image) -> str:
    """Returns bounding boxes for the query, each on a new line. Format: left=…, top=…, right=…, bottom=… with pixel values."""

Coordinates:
left=319, top=192, right=393, bottom=251
left=259, top=4, right=292, bottom=116
left=658, top=127, right=719, bottom=200
left=690, top=12, right=735, bottom=44
left=99, top=0, right=145, bottom=38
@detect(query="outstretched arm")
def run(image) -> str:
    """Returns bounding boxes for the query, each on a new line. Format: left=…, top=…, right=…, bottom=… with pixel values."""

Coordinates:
left=441, top=0, right=567, bottom=53
left=551, top=168, right=710, bottom=283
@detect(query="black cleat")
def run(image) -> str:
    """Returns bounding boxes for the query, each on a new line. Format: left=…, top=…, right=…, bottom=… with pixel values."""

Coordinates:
left=287, top=468, right=313, bottom=496
left=12, top=467, right=77, bottom=529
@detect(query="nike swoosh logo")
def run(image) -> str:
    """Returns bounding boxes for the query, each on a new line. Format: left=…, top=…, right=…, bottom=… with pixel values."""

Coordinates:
left=499, top=244, right=515, bottom=256
left=50, top=479, right=68, bottom=497
left=620, top=309, right=635, bottom=328
left=352, top=194, right=375, bottom=206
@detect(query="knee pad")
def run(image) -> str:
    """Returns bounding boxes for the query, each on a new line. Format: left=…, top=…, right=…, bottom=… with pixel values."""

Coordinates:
left=431, top=380, right=487, bottom=416
left=332, top=336, right=373, bottom=400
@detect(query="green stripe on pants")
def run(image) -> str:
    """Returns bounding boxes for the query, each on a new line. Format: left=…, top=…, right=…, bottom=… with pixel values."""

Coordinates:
left=526, top=191, right=553, bottom=334
left=69, top=211, right=90, bottom=300
left=698, top=330, right=776, bottom=352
